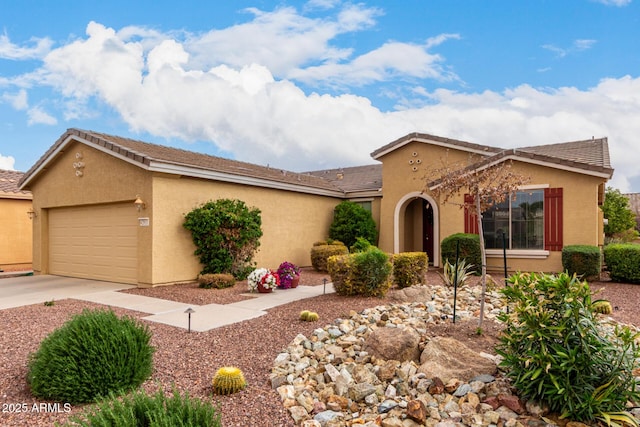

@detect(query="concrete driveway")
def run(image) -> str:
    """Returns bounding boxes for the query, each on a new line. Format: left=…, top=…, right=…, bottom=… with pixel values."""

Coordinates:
left=0, top=274, right=135, bottom=310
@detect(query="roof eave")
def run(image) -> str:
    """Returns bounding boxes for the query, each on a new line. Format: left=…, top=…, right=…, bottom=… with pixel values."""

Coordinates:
left=148, top=161, right=346, bottom=198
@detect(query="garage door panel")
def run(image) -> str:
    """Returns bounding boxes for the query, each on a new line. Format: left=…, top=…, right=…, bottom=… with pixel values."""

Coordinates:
left=49, top=204, right=138, bottom=284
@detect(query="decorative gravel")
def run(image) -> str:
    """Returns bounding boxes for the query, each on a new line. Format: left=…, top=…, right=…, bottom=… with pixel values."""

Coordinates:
left=0, top=269, right=637, bottom=426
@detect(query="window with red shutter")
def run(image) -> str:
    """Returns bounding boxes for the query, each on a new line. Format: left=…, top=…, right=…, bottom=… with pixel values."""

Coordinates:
left=544, top=188, right=563, bottom=251
left=464, top=194, right=479, bottom=234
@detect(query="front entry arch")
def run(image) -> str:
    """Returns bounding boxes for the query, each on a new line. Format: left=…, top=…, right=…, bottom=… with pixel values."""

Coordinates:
left=394, top=192, right=440, bottom=267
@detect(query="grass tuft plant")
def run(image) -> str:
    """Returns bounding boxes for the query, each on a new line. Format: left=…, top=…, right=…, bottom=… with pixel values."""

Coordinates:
left=27, top=309, right=154, bottom=404
left=497, top=272, right=640, bottom=425
left=64, top=387, right=221, bottom=426
left=212, top=366, right=247, bottom=395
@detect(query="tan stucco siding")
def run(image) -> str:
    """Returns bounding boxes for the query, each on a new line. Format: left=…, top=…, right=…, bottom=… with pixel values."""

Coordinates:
left=376, top=141, right=608, bottom=273
left=0, top=198, right=33, bottom=269
left=25, top=141, right=152, bottom=277
left=150, top=174, right=342, bottom=285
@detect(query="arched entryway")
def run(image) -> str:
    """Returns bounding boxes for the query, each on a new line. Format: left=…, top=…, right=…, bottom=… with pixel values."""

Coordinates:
left=394, top=192, right=439, bottom=267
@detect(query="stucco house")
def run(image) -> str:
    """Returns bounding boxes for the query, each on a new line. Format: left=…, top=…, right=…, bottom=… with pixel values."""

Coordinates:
left=1, top=169, right=33, bottom=271
left=19, top=129, right=612, bottom=286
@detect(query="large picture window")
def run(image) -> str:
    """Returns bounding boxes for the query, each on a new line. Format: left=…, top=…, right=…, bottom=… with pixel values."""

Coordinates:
left=482, top=190, right=544, bottom=250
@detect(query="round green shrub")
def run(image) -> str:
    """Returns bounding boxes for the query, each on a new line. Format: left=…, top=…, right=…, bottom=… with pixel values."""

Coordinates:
left=329, top=247, right=392, bottom=297
left=310, top=243, right=348, bottom=272
left=64, top=387, right=221, bottom=426
left=561, top=244, right=601, bottom=278
left=440, top=233, right=481, bottom=274
left=27, top=309, right=154, bottom=404
left=604, top=243, right=640, bottom=283
left=329, top=201, right=378, bottom=248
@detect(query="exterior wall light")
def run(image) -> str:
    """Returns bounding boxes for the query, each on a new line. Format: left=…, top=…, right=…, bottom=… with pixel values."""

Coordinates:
left=27, top=209, right=37, bottom=220
left=134, top=196, right=146, bottom=212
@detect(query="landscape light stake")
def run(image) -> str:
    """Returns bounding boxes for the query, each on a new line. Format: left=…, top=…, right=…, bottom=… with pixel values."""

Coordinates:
left=184, top=307, right=195, bottom=333
left=323, top=278, right=327, bottom=294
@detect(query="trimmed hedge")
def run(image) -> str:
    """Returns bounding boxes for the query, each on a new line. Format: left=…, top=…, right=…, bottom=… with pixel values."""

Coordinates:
left=392, top=252, right=428, bottom=288
left=311, top=242, right=348, bottom=272
left=198, top=273, right=236, bottom=289
left=441, top=233, right=481, bottom=274
left=328, top=247, right=392, bottom=297
left=604, top=243, right=640, bottom=283
left=561, top=245, right=601, bottom=279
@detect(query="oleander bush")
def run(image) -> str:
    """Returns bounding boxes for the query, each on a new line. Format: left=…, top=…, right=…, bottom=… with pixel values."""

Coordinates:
left=310, top=241, right=348, bottom=272
left=496, top=272, right=640, bottom=425
left=198, top=273, right=236, bottom=289
left=562, top=244, right=601, bottom=279
left=64, top=387, right=221, bottom=426
left=27, top=309, right=154, bottom=404
left=328, top=246, right=392, bottom=297
left=183, top=198, right=262, bottom=279
left=392, top=252, right=428, bottom=288
left=604, top=243, right=640, bottom=283
left=440, top=233, right=481, bottom=274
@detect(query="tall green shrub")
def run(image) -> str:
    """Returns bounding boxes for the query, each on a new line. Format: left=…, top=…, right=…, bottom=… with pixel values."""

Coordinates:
left=562, top=244, right=601, bottom=278
left=183, top=199, right=262, bottom=279
left=604, top=243, right=640, bottom=283
left=440, top=233, right=481, bottom=274
left=329, top=201, right=378, bottom=248
left=27, top=309, right=154, bottom=404
left=602, top=187, right=637, bottom=236
left=497, top=272, right=640, bottom=424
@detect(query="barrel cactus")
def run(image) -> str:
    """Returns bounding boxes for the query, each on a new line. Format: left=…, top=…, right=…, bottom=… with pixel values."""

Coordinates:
left=212, top=367, right=247, bottom=395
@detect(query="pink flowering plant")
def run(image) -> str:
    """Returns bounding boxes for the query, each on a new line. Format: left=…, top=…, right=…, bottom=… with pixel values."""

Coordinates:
left=277, top=261, right=300, bottom=289
left=247, top=268, right=280, bottom=292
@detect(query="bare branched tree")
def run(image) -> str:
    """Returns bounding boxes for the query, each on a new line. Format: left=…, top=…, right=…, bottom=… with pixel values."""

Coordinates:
left=424, top=152, right=530, bottom=327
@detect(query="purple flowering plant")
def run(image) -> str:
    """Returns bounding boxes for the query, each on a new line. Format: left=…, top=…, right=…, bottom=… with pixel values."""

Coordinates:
left=277, top=261, right=300, bottom=289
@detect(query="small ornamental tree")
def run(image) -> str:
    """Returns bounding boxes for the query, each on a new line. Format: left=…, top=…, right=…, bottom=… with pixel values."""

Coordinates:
left=183, top=199, right=262, bottom=279
left=426, top=156, right=530, bottom=327
left=329, top=201, right=378, bottom=248
left=602, top=187, right=637, bottom=236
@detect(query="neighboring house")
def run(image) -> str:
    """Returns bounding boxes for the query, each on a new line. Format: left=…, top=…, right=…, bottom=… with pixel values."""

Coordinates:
left=624, top=193, right=640, bottom=231
left=0, top=169, right=33, bottom=271
left=19, top=129, right=611, bottom=286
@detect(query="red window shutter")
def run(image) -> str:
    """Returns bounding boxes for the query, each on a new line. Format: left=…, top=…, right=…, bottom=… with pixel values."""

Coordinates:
left=464, top=194, right=479, bottom=234
left=544, top=188, right=563, bottom=251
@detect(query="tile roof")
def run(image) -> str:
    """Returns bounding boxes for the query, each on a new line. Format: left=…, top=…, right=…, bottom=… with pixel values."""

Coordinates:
left=305, top=164, right=382, bottom=194
left=20, top=129, right=346, bottom=196
left=371, top=132, right=502, bottom=159
left=373, top=132, right=613, bottom=179
left=19, top=129, right=613, bottom=198
left=0, top=169, right=31, bottom=199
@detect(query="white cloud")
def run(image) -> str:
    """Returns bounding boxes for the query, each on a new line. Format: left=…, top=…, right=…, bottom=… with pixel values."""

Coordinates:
left=6, top=7, right=640, bottom=193
left=27, top=106, right=57, bottom=125
left=0, top=33, right=53, bottom=60
left=592, top=0, right=631, bottom=6
left=2, top=89, right=28, bottom=110
left=0, top=154, right=15, bottom=170
left=185, top=5, right=378, bottom=76
left=542, top=39, right=597, bottom=58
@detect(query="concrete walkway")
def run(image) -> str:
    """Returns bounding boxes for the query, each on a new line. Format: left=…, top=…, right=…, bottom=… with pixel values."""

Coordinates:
left=0, top=274, right=334, bottom=332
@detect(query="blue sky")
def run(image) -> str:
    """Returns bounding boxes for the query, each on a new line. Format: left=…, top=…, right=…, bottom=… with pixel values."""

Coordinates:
left=1, top=0, right=639, bottom=191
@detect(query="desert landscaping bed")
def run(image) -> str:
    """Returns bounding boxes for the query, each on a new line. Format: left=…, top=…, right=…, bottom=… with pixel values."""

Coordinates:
left=0, top=268, right=638, bottom=426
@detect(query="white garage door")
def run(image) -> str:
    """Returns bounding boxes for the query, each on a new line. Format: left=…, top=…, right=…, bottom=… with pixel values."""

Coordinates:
left=49, top=203, right=138, bottom=284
